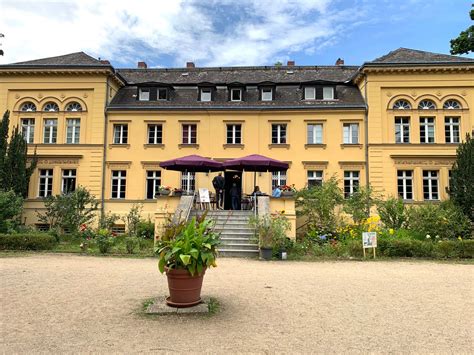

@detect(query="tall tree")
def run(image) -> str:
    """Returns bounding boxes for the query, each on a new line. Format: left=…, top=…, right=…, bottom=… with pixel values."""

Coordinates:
left=0, top=110, right=37, bottom=197
left=449, top=133, right=474, bottom=222
left=450, top=5, right=474, bottom=55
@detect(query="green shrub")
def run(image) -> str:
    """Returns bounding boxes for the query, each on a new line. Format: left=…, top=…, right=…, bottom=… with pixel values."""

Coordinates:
left=0, top=190, right=23, bottom=233
left=95, top=229, right=116, bottom=254
left=343, top=185, right=376, bottom=223
left=345, top=239, right=364, bottom=257
left=376, top=197, right=407, bottom=229
left=137, top=220, right=155, bottom=239
left=458, top=240, right=474, bottom=258
left=434, top=240, right=459, bottom=258
left=124, top=236, right=139, bottom=254
left=0, top=233, right=56, bottom=250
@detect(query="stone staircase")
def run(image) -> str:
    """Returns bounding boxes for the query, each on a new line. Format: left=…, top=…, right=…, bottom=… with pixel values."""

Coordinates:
left=189, top=210, right=259, bottom=258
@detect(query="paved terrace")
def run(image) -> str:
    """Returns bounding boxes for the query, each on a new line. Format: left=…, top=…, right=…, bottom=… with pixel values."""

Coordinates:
left=1, top=255, right=473, bottom=353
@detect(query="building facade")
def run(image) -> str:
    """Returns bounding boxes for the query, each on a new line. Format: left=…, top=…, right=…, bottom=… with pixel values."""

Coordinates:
left=0, top=48, right=472, bottom=228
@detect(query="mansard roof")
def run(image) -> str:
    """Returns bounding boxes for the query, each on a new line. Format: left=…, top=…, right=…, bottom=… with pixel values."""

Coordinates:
left=367, top=48, right=474, bottom=65
left=116, top=65, right=359, bottom=85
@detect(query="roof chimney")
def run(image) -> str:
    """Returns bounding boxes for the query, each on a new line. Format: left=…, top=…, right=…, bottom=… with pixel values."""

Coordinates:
left=335, top=58, right=344, bottom=66
left=186, top=61, right=195, bottom=68
left=137, top=61, right=147, bottom=69
left=99, top=59, right=110, bottom=65
left=287, top=60, right=295, bottom=66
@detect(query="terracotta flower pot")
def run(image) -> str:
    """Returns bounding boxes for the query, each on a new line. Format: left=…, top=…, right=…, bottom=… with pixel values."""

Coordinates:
left=165, top=267, right=206, bottom=307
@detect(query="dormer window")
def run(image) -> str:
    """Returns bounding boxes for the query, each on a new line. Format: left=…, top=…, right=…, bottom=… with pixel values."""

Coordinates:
left=139, top=88, right=150, bottom=101
left=261, top=87, right=273, bottom=101
left=157, top=88, right=168, bottom=101
left=200, top=88, right=212, bottom=102
left=323, top=87, right=334, bottom=100
left=231, top=88, right=242, bottom=102
left=304, top=87, right=316, bottom=100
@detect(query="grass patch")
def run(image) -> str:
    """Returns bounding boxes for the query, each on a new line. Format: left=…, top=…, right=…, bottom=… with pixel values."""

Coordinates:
left=207, top=297, right=220, bottom=315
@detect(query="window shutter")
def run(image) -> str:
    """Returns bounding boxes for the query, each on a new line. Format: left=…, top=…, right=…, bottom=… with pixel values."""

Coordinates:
left=316, top=87, right=323, bottom=100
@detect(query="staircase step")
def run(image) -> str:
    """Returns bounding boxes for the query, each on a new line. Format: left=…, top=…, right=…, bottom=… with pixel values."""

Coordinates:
left=218, top=248, right=259, bottom=258
left=219, top=230, right=255, bottom=237
left=218, top=243, right=259, bottom=251
left=220, top=237, right=257, bottom=244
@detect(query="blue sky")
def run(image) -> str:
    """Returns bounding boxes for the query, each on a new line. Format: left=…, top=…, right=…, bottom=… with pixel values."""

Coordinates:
left=1, top=0, right=472, bottom=67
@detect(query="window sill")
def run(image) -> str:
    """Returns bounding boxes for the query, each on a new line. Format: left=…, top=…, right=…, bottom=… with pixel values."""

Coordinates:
left=223, top=144, right=244, bottom=149
left=340, top=144, right=363, bottom=149
left=143, top=144, right=165, bottom=149
left=268, top=144, right=290, bottom=149
left=109, top=144, right=130, bottom=149
left=305, top=144, right=326, bottom=149
left=178, top=144, right=199, bottom=149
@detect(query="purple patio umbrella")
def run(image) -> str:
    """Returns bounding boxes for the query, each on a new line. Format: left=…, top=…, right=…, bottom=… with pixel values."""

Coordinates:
left=159, top=154, right=223, bottom=172
left=223, top=154, right=289, bottom=190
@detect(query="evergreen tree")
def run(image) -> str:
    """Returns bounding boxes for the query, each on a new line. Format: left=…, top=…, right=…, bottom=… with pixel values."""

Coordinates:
left=450, top=133, right=474, bottom=222
left=0, top=110, right=37, bottom=197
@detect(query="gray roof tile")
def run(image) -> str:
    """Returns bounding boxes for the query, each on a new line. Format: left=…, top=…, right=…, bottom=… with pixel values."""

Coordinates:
left=369, top=48, right=474, bottom=64
left=10, top=52, right=108, bottom=66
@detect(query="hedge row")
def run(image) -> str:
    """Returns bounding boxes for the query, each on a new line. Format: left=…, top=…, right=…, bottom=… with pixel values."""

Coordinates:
left=0, top=233, right=57, bottom=251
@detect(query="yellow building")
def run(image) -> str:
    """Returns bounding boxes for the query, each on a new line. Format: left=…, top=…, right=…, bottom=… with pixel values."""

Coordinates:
left=0, top=48, right=472, bottom=231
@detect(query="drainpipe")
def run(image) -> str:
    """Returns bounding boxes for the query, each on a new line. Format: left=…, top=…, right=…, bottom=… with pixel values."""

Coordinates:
left=362, top=72, right=370, bottom=216
left=100, top=77, right=110, bottom=220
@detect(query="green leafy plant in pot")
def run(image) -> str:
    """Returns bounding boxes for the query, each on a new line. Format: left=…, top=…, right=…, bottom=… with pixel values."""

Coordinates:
left=156, top=214, right=220, bottom=307
left=250, top=211, right=291, bottom=260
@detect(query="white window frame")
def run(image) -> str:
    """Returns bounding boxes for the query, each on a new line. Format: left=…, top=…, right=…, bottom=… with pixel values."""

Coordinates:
left=230, top=88, right=242, bottom=102
left=111, top=170, right=127, bottom=199
left=226, top=124, right=242, bottom=144
left=61, top=169, right=77, bottom=194
left=307, top=170, right=323, bottom=187
left=307, top=124, right=323, bottom=144
left=21, top=118, right=35, bottom=144
left=344, top=171, right=359, bottom=198
left=139, top=88, right=150, bottom=101
left=146, top=170, right=161, bottom=199
left=271, top=124, right=287, bottom=144
left=343, top=123, right=359, bottom=144
left=147, top=124, right=163, bottom=144
left=323, top=87, right=334, bottom=100
left=200, top=88, right=212, bottom=102
left=182, top=124, right=197, bottom=144
left=38, top=169, right=53, bottom=197
left=444, top=117, right=460, bottom=144
left=181, top=171, right=196, bottom=193
left=420, top=117, right=435, bottom=143
left=272, top=171, right=287, bottom=190
left=395, top=117, right=410, bottom=143
left=43, top=119, right=57, bottom=144
left=113, top=124, right=128, bottom=144
left=157, top=88, right=168, bottom=101
left=397, top=170, right=413, bottom=200
left=261, top=88, right=273, bottom=101
left=304, top=87, right=316, bottom=100
left=423, top=170, right=439, bottom=201
left=66, top=118, right=80, bottom=144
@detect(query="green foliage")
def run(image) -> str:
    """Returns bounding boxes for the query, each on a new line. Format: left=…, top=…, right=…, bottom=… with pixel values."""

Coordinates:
left=36, top=187, right=99, bottom=234
left=0, top=190, right=23, bottom=233
left=376, top=197, right=407, bottom=229
left=136, top=219, right=155, bottom=239
left=124, top=236, right=139, bottom=254
left=450, top=133, right=474, bottom=222
left=450, top=5, right=473, bottom=55
left=156, top=216, right=220, bottom=276
left=343, top=185, right=376, bottom=223
left=406, top=201, right=471, bottom=240
left=249, top=212, right=291, bottom=249
left=95, top=229, right=116, bottom=254
left=124, top=203, right=143, bottom=237
left=98, top=211, right=120, bottom=230
left=0, top=233, right=57, bottom=250
left=296, top=176, right=343, bottom=235
left=0, top=110, right=37, bottom=197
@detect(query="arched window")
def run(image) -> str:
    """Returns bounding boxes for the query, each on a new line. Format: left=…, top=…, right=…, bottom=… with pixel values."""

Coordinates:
left=66, top=102, right=83, bottom=112
left=43, top=102, right=59, bottom=112
left=443, top=99, right=461, bottom=110
left=418, top=100, right=436, bottom=110
left=20, top=102, right=37, bottom=112
left=393, top=99, right=411, bottom=110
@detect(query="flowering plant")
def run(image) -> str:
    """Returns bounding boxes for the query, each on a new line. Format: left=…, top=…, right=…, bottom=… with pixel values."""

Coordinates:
left=159, top=185, right=172, bottom=191
left=281, top=184, right=296, bottom=192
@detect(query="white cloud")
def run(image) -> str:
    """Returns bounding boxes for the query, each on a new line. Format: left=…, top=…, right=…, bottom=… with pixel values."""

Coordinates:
left=0, top=0, right=368, bottom=66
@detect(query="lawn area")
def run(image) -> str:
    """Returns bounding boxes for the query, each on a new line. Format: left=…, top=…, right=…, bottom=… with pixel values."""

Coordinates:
left=1, top=254, right=472, bottom=353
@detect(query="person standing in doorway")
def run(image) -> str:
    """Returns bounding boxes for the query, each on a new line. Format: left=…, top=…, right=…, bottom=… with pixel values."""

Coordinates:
left=212, top=173, right=225, bottom=209
left=230, top=183, right=240, bottom=210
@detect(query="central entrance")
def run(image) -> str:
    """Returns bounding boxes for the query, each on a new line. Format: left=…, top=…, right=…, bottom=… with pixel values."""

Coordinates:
left=224, top=171, right=242, bottom=210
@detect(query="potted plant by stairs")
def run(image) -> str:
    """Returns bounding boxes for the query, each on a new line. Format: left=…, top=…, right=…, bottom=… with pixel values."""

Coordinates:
left=156, top=215, right=220, bottom=307
left=250, top=212, right=291, bottom=260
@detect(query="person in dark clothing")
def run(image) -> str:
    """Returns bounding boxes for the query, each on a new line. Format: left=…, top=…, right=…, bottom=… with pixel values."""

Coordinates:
left=212, top=173, right=225, bottom=209
left=230, top=183, right=240, bottom=210
left=252, top=186, right=263, bottom=196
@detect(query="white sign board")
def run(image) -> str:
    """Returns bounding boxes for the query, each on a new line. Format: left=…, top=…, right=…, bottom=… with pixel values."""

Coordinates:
left=362, top=232, right=377, bottom=248
left=198, top=188, right=210, bottom=203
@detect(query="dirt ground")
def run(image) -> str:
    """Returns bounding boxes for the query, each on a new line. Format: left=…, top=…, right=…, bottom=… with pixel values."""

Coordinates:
left=1, top=254, right=473, bottom=354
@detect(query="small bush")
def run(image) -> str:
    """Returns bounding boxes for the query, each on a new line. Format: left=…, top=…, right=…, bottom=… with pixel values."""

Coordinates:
left=376, top=197, right=407, bottom=229
left=95, top=229, right=116, bottom=254
left=124, top=236, right=139, bottom=254
left=0, top=233, right=57, bottom=250
left=433, top=240, right=458, bottom=258
left=136, top=220, right=155, bottom=239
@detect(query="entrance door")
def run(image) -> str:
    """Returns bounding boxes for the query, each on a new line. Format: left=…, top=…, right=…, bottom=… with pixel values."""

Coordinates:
left=224, top=171, right=242, bottom=210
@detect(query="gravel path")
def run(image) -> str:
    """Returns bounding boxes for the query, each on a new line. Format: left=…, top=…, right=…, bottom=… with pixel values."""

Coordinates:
left=1, top=254, right=473, bottom=354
